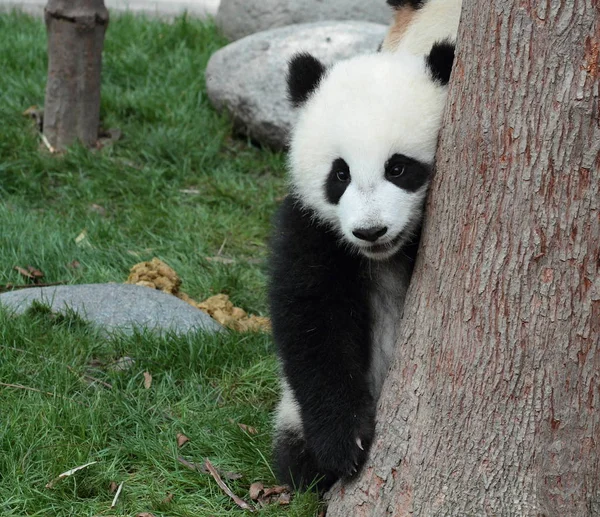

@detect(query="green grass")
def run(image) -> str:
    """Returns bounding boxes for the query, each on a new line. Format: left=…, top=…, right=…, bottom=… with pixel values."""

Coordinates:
left=0, top=11, right=320, bottom=517
left=0, top=11, right=286, bottom=313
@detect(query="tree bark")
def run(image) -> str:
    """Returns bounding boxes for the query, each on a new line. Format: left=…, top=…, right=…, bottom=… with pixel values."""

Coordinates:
left=327, top=2, right=600, bottom=516
left=43, top=0, right=109, bottom=151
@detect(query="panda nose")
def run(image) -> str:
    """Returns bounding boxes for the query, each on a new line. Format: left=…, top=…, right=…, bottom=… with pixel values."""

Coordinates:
left=352, top=226, right=388, bottom=242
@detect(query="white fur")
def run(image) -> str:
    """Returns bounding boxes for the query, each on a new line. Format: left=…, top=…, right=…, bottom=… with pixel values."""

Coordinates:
left=369, top=261, right=411, bottom=397
left=396, top=0, right=462, bottom=56
left=289, top=51, right=447, bottom=259
left=275, top=378, right=303, bottom=435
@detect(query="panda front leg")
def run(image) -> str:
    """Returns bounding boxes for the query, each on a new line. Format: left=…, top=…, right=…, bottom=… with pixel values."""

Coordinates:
left=274, top=340, right=376, bottom=491
left=269, top=197, right=375, bottom=491
left=273, top=379, right=341, bottom=491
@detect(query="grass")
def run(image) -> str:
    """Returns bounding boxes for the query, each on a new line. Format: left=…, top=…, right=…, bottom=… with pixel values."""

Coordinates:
left=0, top=11, right=286, bottom=313
left=0, top=10, right=321, bottom=517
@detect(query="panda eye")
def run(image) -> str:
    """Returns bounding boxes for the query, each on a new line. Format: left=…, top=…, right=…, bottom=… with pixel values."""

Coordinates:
left=387, top=164, right=405, bottom=178
left=336, top=170, right=350, bottom=182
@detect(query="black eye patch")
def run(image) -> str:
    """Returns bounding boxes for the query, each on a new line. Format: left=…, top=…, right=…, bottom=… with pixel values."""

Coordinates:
left=325, top=158, right=351, bottom=205
left=384, top=154, right=431, bottom=192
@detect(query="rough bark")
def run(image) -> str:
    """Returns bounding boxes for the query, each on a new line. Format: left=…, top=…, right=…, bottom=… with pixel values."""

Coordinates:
left=327, top=1, right=600, bottom=516
left=43, top=0, right=109, bottom=150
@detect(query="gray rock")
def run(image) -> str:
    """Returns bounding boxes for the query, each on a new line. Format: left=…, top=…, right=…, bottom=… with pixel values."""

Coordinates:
left=0, top=284, right=222, bottom=335
left=216, top=0, right=392, bottom=41
left=206, top=21, right=387, bottom=149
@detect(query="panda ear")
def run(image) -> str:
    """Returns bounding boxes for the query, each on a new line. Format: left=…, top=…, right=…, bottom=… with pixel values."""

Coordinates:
left=425, top=40, right=456, bottom=85
left=287, top=53, right=327, bottom=108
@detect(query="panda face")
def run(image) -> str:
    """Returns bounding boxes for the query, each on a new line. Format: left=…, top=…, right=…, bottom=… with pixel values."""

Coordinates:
left=288, top=50, right=450, bottom=260
left=324, top=153, right=431, bottom=260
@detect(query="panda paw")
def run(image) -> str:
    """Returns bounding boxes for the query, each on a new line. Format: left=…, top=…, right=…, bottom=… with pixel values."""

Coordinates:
left=308, top=407, right=375, bottom=480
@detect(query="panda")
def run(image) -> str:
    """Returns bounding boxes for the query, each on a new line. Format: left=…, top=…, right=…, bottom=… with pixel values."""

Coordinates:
left=269, top=0, right=462, bottom=492
left=382, top=0, right=462, bottom=54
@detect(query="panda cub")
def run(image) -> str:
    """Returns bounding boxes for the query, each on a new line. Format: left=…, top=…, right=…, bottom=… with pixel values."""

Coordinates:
left=269, top=0, right=462, bottom=492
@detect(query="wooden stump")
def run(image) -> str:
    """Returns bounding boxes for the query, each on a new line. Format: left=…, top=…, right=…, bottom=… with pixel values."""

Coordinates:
left=43, top=0, right=109, bottom=151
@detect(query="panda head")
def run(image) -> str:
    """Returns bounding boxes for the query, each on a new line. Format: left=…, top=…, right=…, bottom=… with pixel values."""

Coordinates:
left=287, top=42, right=455, bottom=260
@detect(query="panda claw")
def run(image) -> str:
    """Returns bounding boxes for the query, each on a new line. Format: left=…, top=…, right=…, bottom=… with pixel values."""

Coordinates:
left=356, top=437, right=364, bottom=451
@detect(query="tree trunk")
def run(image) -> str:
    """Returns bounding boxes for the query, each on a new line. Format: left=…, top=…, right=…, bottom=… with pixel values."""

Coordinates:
left=327, top=2, right=600, bottom=516
left=43, top=0, right=109, bottom=151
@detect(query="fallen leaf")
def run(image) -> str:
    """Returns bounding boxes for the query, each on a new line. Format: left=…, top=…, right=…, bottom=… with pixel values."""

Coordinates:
left=109, top=481, right=119, bottom=493
left=177, top=433, right=189, bottom=447
left=143, top=371, right=152, bottom=389
left=250, top=484, right=292, bottom=507
left=262, top=485, right=288, bottom=498
left=75, top=230, right=89, bottom=247
left=204, top=458, right=255, bottom=512
left=27, top=266, right=44, bottom=281
left=45, top=461, right=98, bottom=488
left=229, top=419, right=258, bottom=435
left=136, top=513, right=156, bottom=517
left=238, top=423, right=258, bottom=435
left=68, top=260, right=81, bottom=269
left=14, top=266, right=34, bottom=280
left=161, top=492, right=175, bottom=504
left=110, top=481, right=124, bottom=508
left=249, top=482, right=264, bottom=501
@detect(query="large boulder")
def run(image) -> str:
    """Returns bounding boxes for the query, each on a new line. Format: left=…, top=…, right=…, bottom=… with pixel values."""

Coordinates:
left=206, top=21, right=387, bottom=150
left=0, top=284, right=222, bottom=336
left=216, top=0, right=392, bottom=41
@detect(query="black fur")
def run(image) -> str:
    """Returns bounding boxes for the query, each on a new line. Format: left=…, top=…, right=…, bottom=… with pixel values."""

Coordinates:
left=426, top=40, right=456, bottom=85
left=325, top=158, right=351, bottom=205
left=386, top=0, right=425, bottom=9
left=384, top=154, right=432, bottom=192
left=287, top=53, right=327, bottom=108
left=269, top=196, right=419, bottom=491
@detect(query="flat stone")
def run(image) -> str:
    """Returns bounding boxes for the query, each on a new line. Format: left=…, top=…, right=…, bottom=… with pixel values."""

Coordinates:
left=0, top=284, right=222, bottom=335
left=206, top=21, right=387, bottom=149
left=216, top=0, right=392, bottom=41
